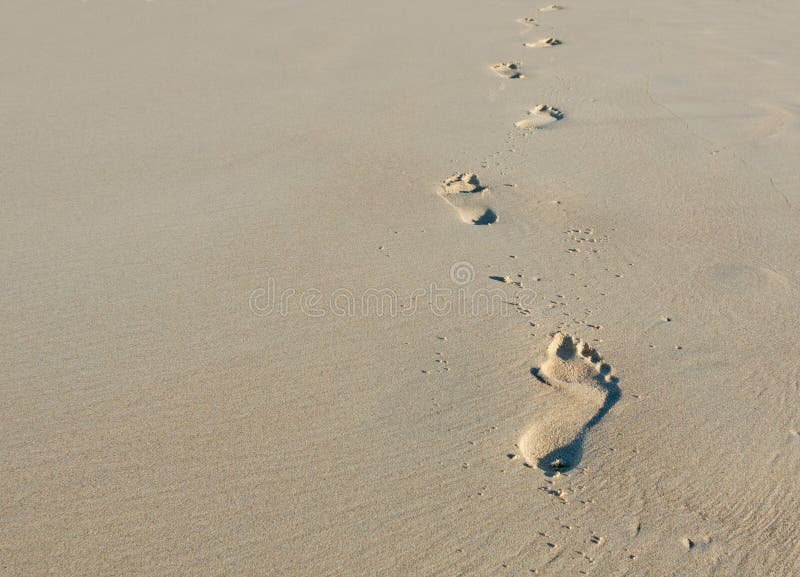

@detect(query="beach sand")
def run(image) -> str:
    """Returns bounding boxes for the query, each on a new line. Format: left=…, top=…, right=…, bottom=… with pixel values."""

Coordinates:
left=2, top=1, right=799, bottom=575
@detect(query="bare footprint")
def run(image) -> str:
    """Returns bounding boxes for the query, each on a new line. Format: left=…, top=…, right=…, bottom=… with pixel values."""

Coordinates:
left=524, top=37, right=562, bottom=48
left=519, top=333, right=620, bottom=475
left=492, top=62, right=524, bottom=79
left=539, top=4, right=564, bottom=12
left=515, top=104, right=564, bottom=129
left=438, top=174, right=498, bottom=225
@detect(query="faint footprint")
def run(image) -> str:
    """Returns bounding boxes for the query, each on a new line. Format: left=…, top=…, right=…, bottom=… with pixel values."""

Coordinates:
left=524, top=37, right=562, bottom=48
left=515, top=104, right=564, bottom=129
left=438, top=174, right=498, bottom=225
left=539, top=4, right=564, bottom=12
left=519, top=333, right=620, bottom=475
left=682, top=536, right=712, bottom=553
left=517, top=16, right=539, bottom=26
left=492, top=62, right=524, bottom=79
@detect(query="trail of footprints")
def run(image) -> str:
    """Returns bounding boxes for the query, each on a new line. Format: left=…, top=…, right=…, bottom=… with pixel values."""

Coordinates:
left=430, top=5, right=713, bottom=572
left=428, top=3, right=700, bottom=572
left=440, top=6, right=569, bottom=224
left=438, top=4, right=618, bottom=467
left=436, top=5, right=619, bottom=475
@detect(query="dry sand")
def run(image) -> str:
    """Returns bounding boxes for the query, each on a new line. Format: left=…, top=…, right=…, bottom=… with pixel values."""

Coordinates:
left=2, top=0, right=799, bottom=575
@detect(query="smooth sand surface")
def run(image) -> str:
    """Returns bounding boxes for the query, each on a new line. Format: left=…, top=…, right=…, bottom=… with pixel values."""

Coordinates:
left=2, top=1, right=799, bottom=575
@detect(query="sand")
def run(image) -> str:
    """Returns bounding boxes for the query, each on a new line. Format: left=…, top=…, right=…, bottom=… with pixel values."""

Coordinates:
left=2, top=0, right=799, bottom=575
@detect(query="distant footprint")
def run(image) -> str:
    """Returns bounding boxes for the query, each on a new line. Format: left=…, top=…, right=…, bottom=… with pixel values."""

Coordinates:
left=515, top=104, right=564, bottom=129
left=517, top=16, right=539, bottom=26
left=524, top=37, right=562, bottom=48
left=438, top=174, right=498, bottom=225
left=519, top=333, right=620, bottom=475
left=682, top=536, right=712, bottom=553
left=492, top=62, right=524, bottom=79
left=539, top=4, right=564, bottom=11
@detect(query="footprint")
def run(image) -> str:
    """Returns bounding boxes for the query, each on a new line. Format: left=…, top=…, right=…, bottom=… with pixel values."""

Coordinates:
left=492, top=62, right=524, bottom=79
left=515, top=104, right=564, bottom=129
left=681, top=536, right=712, bottom=553
left=524, top=37, right=562, bottom=48
left=539, top=4, right=564, bottom=11
left=438, top=174, right=498, bottom=225
left=519, top=333, right=620, bottom=475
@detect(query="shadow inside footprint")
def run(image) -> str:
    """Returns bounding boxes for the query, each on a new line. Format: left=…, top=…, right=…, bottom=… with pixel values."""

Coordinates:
left=473, top=208, right=498, bottom=225
left=534, top=372, right=620, bottom=475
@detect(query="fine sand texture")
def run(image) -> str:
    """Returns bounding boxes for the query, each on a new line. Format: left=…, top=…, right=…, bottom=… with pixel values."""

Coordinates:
left=2, top=1, right=800, bottom=576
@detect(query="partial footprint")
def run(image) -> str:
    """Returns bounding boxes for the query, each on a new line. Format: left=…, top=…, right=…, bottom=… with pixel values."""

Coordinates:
left=539, top=4, right=564, bottom=12
left=438, top=174, right=498, bottom=225
left=524, top=37, right=562, bottom=48
left=682, top=536, right=713, bottom=553
left=519, top=333, right=620, bottom=475
left=515, top=104, right=564, bottom=129
left=492, top=62, right=524, bottom=79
